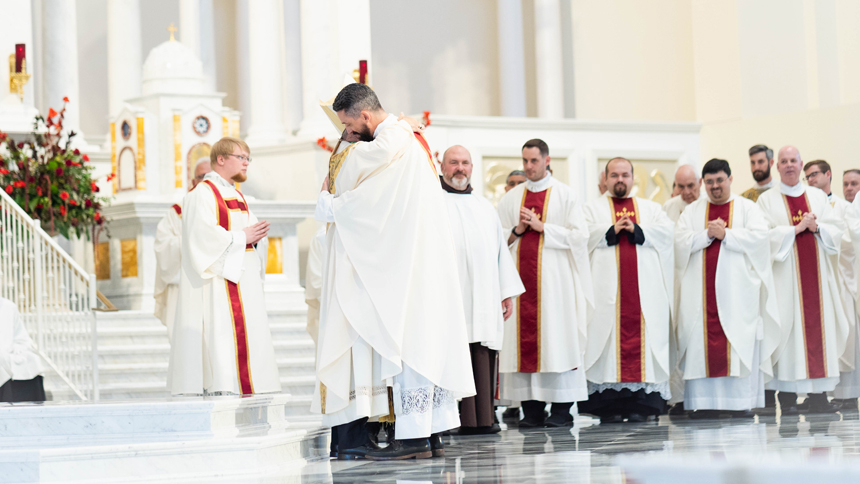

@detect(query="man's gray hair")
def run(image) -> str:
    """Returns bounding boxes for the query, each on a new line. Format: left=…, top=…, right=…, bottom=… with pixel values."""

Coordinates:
left=332, top=83, right=384, bottom=117
left=507, top=170, right=526, bottom=183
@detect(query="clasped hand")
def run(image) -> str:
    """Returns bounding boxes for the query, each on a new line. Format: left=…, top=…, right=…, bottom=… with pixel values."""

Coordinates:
left=707, top=218, right=726, bottom=240
left=614, top=215, right=635, bottom=234
left=795, top=212, right=818, bottom=235
left=517, top=207, right=544, bottom=233
left=243, top=221, right=270, bottom=245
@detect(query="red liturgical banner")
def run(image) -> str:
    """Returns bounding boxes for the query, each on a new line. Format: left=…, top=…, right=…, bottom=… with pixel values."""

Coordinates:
left=516, top=187, right=552, bottom=373
left=610, top=197, right=645, bottom=383
left=703, top=201, right=733, bottom=378
left=783, top=194, right=827, bottom=379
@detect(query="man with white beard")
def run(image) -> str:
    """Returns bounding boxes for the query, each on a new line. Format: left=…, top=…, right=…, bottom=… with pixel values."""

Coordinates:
left=439, top=145, right=525, bottom=434
left=154, top=159, right=211, bottom=342
left=756, top=146, right=848, bottom=414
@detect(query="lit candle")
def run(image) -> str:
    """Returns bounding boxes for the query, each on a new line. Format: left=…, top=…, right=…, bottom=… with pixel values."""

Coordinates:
left=15, top=44, right=25, bottom=73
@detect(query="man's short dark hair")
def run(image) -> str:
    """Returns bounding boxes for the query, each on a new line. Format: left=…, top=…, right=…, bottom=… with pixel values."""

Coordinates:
left=702, top=158, right=731, bottom=178
left=749, top=144, right=773, bottom=161
left=605, top=157, right=633, bottom=176
left=522, top=139, right=549, bottom=157
left=332, top=83, right=384, bottom=117
left=845, top=169, right=860, bottom=177
left=804, top=159, right=831, bottom=176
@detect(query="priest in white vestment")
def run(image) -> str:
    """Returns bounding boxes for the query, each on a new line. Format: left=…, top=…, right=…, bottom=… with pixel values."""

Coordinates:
left=304, top=224, right=325, bottom=348
left=0, top=298, right=46, bottom=402
left=756, top=146, right=848, bottom=414
left=440, top=145, right=525, bottom=434
left=675, top=158, right=780, bottom=417
left=168, top=137, right=280, bottom=397
left=802, top=160, right=860, bottom=409
left=497, top=139, right=593, bottom=428
left=662, top=164, right=701, bottom=223
left=312, top=84, right=474, bottom=460
left=580, top=157, right=675, bottom=423
left=154, top=160, right=211, bottom=342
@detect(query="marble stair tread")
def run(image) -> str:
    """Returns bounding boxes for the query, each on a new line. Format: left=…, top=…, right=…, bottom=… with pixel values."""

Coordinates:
left=98, top=343, right=171, bottom=355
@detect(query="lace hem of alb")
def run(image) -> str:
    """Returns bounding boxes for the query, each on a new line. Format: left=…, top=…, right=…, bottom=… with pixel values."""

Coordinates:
left=399, top=386, right=456, bottom=416
left=587, top=381, right=672, bottom=401
left=349, top=385, right=388, bottom=401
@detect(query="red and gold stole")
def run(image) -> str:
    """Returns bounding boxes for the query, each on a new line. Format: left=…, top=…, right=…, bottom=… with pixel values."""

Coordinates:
left=203, top=180, right=255, bottom=395
left=784, top=194, right=827, bottom=379
left=413, top=131, right=438, bottom=176
left=610, top=197, right=645, bottom=383
left=516, top=187, right=552, bottom=372
left=703, top=201, right=733, bottom=378
left=171, top=204, right=182, bottom=216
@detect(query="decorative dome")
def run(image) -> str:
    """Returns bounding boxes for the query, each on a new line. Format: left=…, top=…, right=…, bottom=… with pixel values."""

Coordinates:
left=141, top=39, right=206, bottom=95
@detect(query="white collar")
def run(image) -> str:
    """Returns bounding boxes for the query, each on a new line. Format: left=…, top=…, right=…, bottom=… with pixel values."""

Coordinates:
left=203, top=171, right=234, bottom=188
left=755, top=178, right=776, bottom=189
left=525, top=172, right=553, bottom=192
left=707, top=193, right=736, bottom=205
left=826, top=192, right=835, bottom=202
left=373, top=114, right=398, bottom=139
left=780, top=182, right=805, bottom=197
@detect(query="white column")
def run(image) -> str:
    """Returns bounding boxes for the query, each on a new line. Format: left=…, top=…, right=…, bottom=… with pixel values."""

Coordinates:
left=282, top=0, right=303, bottom=133
left=297, top=0, right=340, bottom=137
left=107, top=0, right=141, bottom=117
left=42, top=0, right=84, bottom=138
left=533, top=0, right=565, bottom=119
left=180, top=0, right=201, bottom=59
left=245, top=0, right=288, bottom=146
left=199, top=0, right=217, bottom=92
left=497, top=0, right=527, bottom=117
left=335, top=0, right=371, bottom=85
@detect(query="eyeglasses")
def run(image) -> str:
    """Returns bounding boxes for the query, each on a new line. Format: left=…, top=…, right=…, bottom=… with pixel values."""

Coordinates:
left=803, top=171, right=821, bottom=182
left=226, top=154, right=253, bottom=164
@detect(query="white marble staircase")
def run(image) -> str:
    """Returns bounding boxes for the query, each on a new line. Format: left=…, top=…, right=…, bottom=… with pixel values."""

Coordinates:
left=43, top=308, right=317, bottom=417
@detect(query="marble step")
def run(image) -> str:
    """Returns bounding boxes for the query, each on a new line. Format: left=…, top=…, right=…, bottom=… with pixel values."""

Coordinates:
left=91, top=357, right=315, bottom=386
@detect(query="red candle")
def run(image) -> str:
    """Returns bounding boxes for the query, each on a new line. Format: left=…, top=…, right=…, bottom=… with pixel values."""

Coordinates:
left=359, top=60, right=367, bottom=85
left=15, top=44, right=25, bottom=73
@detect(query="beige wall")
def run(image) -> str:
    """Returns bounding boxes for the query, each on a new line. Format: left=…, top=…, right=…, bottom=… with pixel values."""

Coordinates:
left=570, top=0, right=697, bottom=121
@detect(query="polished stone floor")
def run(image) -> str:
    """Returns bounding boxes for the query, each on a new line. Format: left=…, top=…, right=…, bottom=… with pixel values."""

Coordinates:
left=278, top=409, right=860, bottom=484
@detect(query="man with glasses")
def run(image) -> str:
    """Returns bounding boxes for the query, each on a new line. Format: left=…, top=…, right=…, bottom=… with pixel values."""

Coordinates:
left=168, top=137, right=281, bottom=398
left=154, top=159, right=211, bottom=342
left=675, top=158, right=779, bottom=418
left=804, top=160, right=860, bottom=410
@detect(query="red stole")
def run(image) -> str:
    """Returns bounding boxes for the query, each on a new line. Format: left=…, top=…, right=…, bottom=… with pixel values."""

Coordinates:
left=413, top=131, right=438, bottom=176
left=783, top=194, right=827, bottom=379
left=703, top=201, right=733, bottom=378
left=171, top=204, right=182, bottom=216
left=203, top=180, right=255, bottom=394
left=610, top=197, right=645, bottom=383
left=516, top=187, right=552, bottom=372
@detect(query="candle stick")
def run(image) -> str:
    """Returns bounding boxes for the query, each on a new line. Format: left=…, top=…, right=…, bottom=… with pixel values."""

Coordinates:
left=15, top=44, right=24, bottom=73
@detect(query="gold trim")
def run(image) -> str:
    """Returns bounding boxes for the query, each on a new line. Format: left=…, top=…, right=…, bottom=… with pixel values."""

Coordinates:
left=328, top=143, right=355, bottom=194
left=703, top=203, right=710, bottom=377
left=173, top=114, right=183, bottom=188
left=135, top=116, right=146, bottom=190
left=120, top=239, right=138, bottom=278
left=515, top=187, right=528, bottom=371
left=610, top=197, right=622, bottom=381
left=95, top=242, right=110, bottom=281
left=535, top=187, right=552, bottom=371
left=110, top=122, right=117, bottom=194
left=266, top=237, right=283, bottom=274
left=640, top=312, right=646, bottom=381
left=320, top=382, right=327, bottom=414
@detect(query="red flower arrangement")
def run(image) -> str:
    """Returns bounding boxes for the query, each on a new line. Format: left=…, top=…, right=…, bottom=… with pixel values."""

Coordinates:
left=316, top=137, right=334, bottom=153
left=0, top=98, right=112, bottom=239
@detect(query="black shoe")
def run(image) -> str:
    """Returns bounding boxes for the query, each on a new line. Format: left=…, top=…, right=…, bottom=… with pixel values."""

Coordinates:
left=626, top=413, right=648, bottom=423
left=781, top=405, right=799, bottom=416
left=502, top=407, right=520, bottom=420
left=429, top=434, right=445, bottom=457
left=728, top=410, right=754, bottom=419
left=458, top=423, right=502, bottom=435
left=689, top=410, right=720, bottom=420
left=806, top=402, right=841, bottom=414
left=518, top=417, right=545, bottom=428
left=668, top=403, right=686, bottom=416
left=365, top=439, right=433, bottom=461
left=752, top=406, right=776, bottom=416
left=837, top=399, right=858, bottom=411
left=545, top=412, right=574, bottom=428
left=600, top=414, right=624, bottom=424
left=337, top=442, right=381, bottom=460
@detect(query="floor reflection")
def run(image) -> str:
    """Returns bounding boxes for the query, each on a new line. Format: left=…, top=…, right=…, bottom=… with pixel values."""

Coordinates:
left=290, top=410, right=860, bottom=483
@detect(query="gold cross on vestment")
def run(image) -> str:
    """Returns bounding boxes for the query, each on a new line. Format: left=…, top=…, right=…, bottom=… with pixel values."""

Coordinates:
left=792, top=209, right=804, bottom=223
left=168, top=23, right=177, bottom=42
left=615, top=207, right=635, bottom=218
left=529, top=207, right=541, bottom=221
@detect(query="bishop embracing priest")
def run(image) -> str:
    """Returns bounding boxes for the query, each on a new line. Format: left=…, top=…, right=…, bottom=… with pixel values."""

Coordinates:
left=168, top=137, right=280, bottom=397
left=580, top=157, right=675, bottom=423
left=674, top=158, right=781, bottom=416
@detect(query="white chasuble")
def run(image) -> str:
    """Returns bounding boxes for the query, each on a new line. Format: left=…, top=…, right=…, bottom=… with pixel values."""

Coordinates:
left=444, top=191, right=524, bottom=350
left=0, top=298, right=44, bottom=385
left=675, top=196, right=780, bottom=410
left=154, top=203, right=183, bottom=342
left=496, top=174, right=593, bottom=403
left=312, top=115, right=474, bottom=438
left=833, top=196, right=860, bottom=398
left=168, top=172, right=280, bottom=396
left=757, top=184, right=848, bottom=393
left=582, top=195, right=674, bottom=393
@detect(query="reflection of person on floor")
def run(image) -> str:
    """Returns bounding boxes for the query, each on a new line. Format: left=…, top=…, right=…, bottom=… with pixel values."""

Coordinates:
left=312, top=83, right=475, bottom=460
left=439, top=145, right=524, bottom=435
left=580, top=157, right=675, bottom=424
left=674, top=159, right=780, bottom=419
left=0, top=297, right=46, bottom=402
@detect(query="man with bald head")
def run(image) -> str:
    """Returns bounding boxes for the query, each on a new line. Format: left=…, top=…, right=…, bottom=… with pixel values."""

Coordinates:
left=663, top=165, right=701, bottom=222
left=439, top=145, right=525, bottom=434
left=757, top=146, right=848, bottom=414
left=154, top=159, right=212, bottom=342
left=497, top=139, right=593, bottom=428
left=581, top=158, right=675, bottom=423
